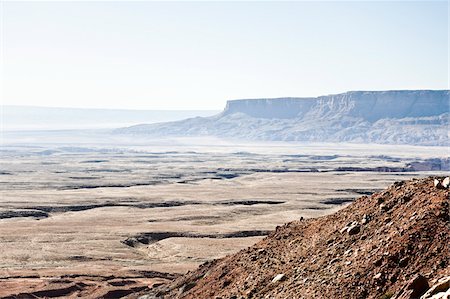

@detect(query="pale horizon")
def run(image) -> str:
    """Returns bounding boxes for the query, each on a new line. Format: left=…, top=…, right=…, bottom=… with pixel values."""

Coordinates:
left=1, top=2, right=449, bottom=296
left=2, top=1, right=448, bottom=110
left=2, top=87, right=449, bottom=111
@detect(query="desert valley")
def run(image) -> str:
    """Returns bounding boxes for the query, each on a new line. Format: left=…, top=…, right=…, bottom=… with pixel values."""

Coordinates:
left=2, top=1, right=448, bottom=297
left=1, top=90, right=449, bottom=298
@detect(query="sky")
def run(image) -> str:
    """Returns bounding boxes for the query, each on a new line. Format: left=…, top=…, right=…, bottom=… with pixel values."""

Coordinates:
left=1, top=1, right=448, bottom=110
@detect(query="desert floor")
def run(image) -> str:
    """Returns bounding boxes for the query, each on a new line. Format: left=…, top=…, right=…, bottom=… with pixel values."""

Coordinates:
left=0, top=138, right=447, bottom=297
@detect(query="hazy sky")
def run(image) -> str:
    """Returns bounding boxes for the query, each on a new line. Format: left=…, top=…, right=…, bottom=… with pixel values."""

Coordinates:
left=1, top=1, right=448, bottom=109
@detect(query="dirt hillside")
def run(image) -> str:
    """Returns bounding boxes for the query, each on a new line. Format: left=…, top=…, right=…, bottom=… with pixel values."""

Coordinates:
left=145, top=177, right=450, bottom=299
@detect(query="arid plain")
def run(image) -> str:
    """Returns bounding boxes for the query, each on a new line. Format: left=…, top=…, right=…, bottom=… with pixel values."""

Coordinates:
left=0, top=137, right=448, bottom=297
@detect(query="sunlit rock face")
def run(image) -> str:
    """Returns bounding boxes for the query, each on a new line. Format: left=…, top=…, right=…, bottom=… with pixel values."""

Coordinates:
left=117, top=90, right=450, bottom=146
left=222, top=90, right=449, bottom=121
left=222, top=97, right=317, bottom=119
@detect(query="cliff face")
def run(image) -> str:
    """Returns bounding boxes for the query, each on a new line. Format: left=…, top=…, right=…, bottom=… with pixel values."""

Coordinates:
left=116, top=90, right=450, bottom=146
left=222, top=90, right=449, bottom=122
left=223, top=97, right=317, bottom=119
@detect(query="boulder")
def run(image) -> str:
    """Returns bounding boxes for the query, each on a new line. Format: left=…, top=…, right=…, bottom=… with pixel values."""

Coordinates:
left=347, top=222, right=361, bottom=235
left=392, top=274, right=429, bottom=299
left=442, top=177, right=450, bottom=189
left=272, top=274, right=286, bottom=283
left=361, top=214, right=370, bottom=224
left=434, top=179, right=443, bottom=189
left=420, top=276, right=450, bottom=299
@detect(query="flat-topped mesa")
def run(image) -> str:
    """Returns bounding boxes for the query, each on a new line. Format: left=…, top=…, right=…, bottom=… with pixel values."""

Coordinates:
left=223, top=90, right=449, bottom=121
left=116, top=89, right=450, bottom=145
left=223, top=97, right=316, bottom=119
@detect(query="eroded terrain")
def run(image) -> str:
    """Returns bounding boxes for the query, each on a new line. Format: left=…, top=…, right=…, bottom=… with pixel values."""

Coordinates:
left=0, top=141, right=448, bottom=297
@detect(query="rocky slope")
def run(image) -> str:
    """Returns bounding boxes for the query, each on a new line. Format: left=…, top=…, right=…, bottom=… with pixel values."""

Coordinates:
left=141, top=177, right=450, bottom=299
left=116, top=90, right=450, bottom=146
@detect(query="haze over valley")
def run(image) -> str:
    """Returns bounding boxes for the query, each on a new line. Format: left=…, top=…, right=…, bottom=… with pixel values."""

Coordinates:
left=1, top=106, right=219, bottom=131
left=1, top=92, right=449, bottom=296
left=1, top=1, right=448, bottom=297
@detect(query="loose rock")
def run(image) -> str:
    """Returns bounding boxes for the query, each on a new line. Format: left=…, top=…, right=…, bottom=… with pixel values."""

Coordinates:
left=154, top=178, right=450, bottom=299
left=361, top=214, right=370, bottom=224
left=434, top=179, right=443, bottom=189
left=393, top=274, right=429, bottom=299
left=420, top=276, right=450, bottom=299
left=442, top=177, right=450, bottom=189
left=347, top=222, right=360, bottom=235
left=272, top=274, right=286, bottom=283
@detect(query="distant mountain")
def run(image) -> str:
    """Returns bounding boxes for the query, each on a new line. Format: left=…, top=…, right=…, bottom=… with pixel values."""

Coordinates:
left=1, top=106, right=219, bottom=131
left=116, top=90, right=450, bottom=146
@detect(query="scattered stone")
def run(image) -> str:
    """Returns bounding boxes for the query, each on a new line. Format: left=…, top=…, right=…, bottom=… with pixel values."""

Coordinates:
left=347, top=222, right=360, bottom=235
left=361, top=214, right=370, bottom=224
left=339, top=221, right=361, bottom=235
left=157, top=178, right=450, bottom=299
left=330, top=258, right=340, bottom=264
left=434, top=179, right=444, bottom=189
left=340, top=226, right=349, bottom=234
left=442, top=177, right=450, bottom=189
left=272, top=274, right=286, bottom=283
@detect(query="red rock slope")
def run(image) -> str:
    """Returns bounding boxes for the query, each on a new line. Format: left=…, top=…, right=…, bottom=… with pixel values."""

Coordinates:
left=146, top=177, right=449, bottom=299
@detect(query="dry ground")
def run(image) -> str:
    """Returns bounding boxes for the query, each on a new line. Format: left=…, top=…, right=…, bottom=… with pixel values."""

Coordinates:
left=154, top=177, right=450, bottom=299
left=0, top=142, right=447, bottom=297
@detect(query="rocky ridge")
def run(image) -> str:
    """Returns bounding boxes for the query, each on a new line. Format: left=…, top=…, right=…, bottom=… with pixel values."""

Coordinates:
left=141, top=177, right=450, bottom=298
left=117, top=90, right=450, bottom=146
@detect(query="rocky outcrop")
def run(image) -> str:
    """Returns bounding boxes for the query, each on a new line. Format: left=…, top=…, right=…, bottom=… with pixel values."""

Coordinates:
left=222, top=90, right=449, bottom=121
left=141, top=177, right=450, bottom=298
left=117, top=90, right=450, bottom=146
left=434, top=177, right=450, bottom=190
left=421, top=276, right=450, bottom=299
left=392, top=274, right=430, bottom=299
